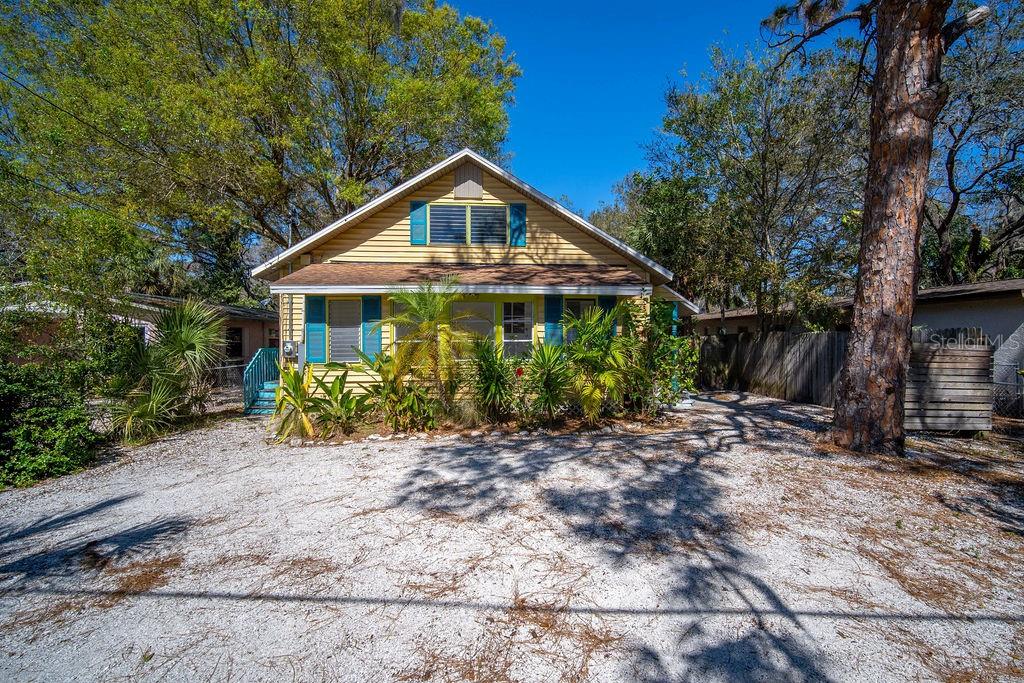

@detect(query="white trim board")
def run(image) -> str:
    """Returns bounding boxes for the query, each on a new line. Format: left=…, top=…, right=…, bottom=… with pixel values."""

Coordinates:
left=654, top=285, right=701, bottom=314
left=251, top=149, right=673, bottom=282
left=270, top=284, right=654, bottom=297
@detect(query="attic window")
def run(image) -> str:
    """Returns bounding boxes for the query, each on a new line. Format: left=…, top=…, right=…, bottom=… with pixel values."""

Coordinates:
left=454, top=163, right=482, bottom=199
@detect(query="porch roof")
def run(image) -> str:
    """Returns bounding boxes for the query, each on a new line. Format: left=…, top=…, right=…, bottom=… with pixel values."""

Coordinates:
left=268, top=262, right=651, bottom=296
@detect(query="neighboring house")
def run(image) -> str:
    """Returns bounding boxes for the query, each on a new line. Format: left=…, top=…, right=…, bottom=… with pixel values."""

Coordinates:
left=7, top=289, right=278, bottom=367
left=251, top=148, right=696, bottom=388
left=124, top=294, right=279, bottom=365
left=693, top=279, right=1024, bottom=386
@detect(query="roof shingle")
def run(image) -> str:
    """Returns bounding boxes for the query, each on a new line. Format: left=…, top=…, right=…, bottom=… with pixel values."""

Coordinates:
left=271, top=262, right=646, bottom=288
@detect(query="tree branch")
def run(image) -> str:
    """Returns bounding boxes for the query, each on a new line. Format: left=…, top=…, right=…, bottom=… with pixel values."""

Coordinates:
left=942, top=5, right=992, bottom=53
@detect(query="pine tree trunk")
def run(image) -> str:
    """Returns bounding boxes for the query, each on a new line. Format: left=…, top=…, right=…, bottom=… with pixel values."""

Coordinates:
left=832, top=0, right=952, bottom=455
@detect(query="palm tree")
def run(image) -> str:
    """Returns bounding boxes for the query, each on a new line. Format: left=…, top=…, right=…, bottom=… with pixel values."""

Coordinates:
left=378, top=276, right=472, bottom=415
left=150, top=300, right=225, bottom=411
left=564, top=305, right=628, bottom=426
left=112, top=299, right=225, bottom=442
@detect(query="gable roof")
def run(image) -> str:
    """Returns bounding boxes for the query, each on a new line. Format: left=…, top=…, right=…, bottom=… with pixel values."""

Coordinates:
left=250, top=149, right=673, bottom=283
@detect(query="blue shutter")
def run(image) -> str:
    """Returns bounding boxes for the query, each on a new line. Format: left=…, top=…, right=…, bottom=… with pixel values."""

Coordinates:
left=509, top=203, right=527, bottom=246
left=543, top=295, right=563, bottom=346
left=305, top=296, right=326, bottom=364
left=410, top=201, right=427, bottom=245
left=361, top=296, right=382, bottom=360
left=598, top=295, right=617, bottom=336
left=671, top=302, right=679, bottom=337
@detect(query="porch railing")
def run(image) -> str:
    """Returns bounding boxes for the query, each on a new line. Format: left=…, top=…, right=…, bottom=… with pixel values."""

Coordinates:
left=243, top=347, right=280, bottom=411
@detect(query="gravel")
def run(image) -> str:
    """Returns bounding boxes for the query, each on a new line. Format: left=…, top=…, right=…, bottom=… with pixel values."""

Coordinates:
left=1, top=394, right=1021, bottom=681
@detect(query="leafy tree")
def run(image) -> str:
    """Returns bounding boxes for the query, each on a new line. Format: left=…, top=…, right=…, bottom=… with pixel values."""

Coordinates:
left=0, top=0, right=519, bottom=301
left=924, top=0, right=1024, bottom=283
left=637, top=46, right=864, bottom=327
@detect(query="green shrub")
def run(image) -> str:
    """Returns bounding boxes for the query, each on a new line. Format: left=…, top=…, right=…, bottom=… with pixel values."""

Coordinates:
left=378, top=278, right=470, bottom=417
left=311, top=365, right=371, bottom=437
left=357, top=350, right=438, bottom=432
left=0, top=362, right=103, bottom=488
left=525, top=343, right=569, bottom=426
left=620, top=300, right=697, bottom=416
left=471, top=338, right=516, bottom=423
left=272, top=363, right=319, bottom=441
left=110, top=378, right=183, bottom=444
left=111, top=300, right=225, bottom=442
left=563, top=306, right=627, bottom=425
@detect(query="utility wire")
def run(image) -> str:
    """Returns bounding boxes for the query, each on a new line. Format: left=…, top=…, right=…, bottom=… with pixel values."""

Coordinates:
left=0, top=165, right=159, bottom=236
left=0, top=67, right=241, bottom=206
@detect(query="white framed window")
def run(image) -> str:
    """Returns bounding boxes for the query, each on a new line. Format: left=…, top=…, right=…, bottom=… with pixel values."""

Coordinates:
left=328, top=299, right=360, bottom=362
left=427, top=203, right=512, bottom=246
left=564, top=298, right=596, bottom=343
left=502, top=302, right=533, bottom=357
left=391, top=301, right=415, bottom=348
left=452, top=301, right=495, bottom=339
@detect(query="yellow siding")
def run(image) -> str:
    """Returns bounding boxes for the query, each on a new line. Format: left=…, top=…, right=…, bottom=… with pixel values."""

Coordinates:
left=312, top=169, right=645, bottom=276
left=301, top=293, right=560, bottom=394
left=278, top=293, right=304, bottom=347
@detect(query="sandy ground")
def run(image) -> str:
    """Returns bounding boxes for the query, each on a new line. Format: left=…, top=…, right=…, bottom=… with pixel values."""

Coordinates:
left=0, top=394, right=1022, bottom=682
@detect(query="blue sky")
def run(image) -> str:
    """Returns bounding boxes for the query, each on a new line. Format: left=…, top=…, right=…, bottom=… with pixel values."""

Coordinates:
left=453, top=1, right=784, bottom=213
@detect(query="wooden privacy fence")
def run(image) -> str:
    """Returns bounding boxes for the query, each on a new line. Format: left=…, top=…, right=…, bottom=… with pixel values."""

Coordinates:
left=699, top=331, right=993, bottom=431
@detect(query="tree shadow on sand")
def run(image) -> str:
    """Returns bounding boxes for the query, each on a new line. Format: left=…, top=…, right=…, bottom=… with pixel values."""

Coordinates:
left=0, top=495, right=192, bottom=587
left=389, top=398, right=833, bottom=681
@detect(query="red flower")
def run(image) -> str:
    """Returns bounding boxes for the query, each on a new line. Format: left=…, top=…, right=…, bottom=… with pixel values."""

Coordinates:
left=515, top=367, right=524, bottom=377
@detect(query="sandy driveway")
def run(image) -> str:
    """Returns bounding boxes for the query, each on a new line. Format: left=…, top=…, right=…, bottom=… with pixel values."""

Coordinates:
left=1, top=395, right=1021, bottom=681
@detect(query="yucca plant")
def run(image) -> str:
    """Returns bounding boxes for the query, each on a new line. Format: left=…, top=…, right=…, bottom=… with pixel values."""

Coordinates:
left=377, top=277, right=471, bottom=415
left=526, top=343, right=569, bottom=426
left=564, top=306, right=627, bottom=426
left=273, top=363, right=318, bottom=441
left=311, top=364, right=370, bottom=437
left=471, top=338, right=516, bottom=423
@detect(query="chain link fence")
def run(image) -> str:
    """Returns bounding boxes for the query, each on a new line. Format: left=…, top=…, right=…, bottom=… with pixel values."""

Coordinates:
left=994, top=362, right=1023, bottom=418
left=210, top=363, right=244, bottom=389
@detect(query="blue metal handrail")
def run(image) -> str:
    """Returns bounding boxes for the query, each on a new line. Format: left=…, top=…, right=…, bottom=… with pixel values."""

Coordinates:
left=243, top=347, right=280, bottom=410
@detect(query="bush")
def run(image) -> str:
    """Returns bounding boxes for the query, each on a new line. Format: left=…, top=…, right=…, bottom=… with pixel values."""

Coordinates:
left=564, top=306, right=628, bottom=425
left=471, top=338, right=516, bottom=423
left=0, top=362, right=103, bottom=488
left=525, top=343, right=569, bottom=426
left=620, top=300, right=697, bottom=416
left=272, top=363, right=319, bottom=441
left=111, top=300, right=225, bottom=442
left=110, top=378, right=182, bottom=444
left=311, top=366, right=371, bottom=437
left=357, top=351, right=438, bottom=432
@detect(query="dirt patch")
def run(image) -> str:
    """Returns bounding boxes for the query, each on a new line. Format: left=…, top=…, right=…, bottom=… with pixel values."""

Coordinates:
left=399, top=592, right=621, bottom=683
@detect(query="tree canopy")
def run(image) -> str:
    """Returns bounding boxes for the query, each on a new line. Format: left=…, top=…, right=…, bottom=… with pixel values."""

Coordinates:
left=0, top=0, right=519, bottom=303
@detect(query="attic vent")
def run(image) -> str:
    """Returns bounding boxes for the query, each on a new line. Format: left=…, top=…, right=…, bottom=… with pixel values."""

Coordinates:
left=454, top=163, right=482, bottom=199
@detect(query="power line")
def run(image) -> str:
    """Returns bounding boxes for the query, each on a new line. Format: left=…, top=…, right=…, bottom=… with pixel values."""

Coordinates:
left=0, top=166, right=159, bottom=236
left=0, top=67, right=241, bottom=206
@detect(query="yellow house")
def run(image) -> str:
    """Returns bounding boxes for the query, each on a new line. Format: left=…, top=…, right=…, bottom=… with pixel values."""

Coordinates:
left=249, top=149, right=694, bottom=399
